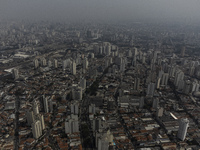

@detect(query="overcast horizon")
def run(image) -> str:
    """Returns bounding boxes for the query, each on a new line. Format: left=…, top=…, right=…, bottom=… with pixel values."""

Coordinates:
left=1, top=0, right=200, bottom=24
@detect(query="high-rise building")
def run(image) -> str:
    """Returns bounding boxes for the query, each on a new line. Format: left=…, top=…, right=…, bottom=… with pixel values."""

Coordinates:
left=133, top=47, right=138, bottom=56
left=53, top=59, right=58, bottom=68
left=39, top=114, right=45, bottom=130
left=49, top=99, right=53, bottom=113
left=147, top=83, right=155, bottom=97
left=174, top=70, right=184, bottom=87
left=105, top=45, right=111, bottom=56
left=156, top=107, right=164, bottom=117
left=87, top=30, right=93, bottom=38
left=92, top=118, right=101, bottom=132
left=26, top=110, right=35, bottom=126
left=42, top=95, right=49, bottom=113
left=83, top=58, right=89, bottom=70
left=12, top=68, right=19, bottom=80
left=127, top=49, right=132, bottom=57
left=191, top=81, right=200, bottom=92
left=169, top=66, right=176, bottom=77
left=158, top=70, right=164, bottom=78
left=33, top=101, right=39, bottom=115
left=41, top=58, right=47, bottom=66
left=156, top=78, right=161, bottom=89
left=71, top=61, right=76, bottom=75
left=72, top=86, right=82, bottom=100
left=32, top=120, right=42, bottom=139
left=91, top=53, right=95, bottom=59
left=134, top=78, right=140, bottom=91
left=65, top=118, right=79, bottom=134
left=99, top=46, right=103, bottom=55
left=108, top=99, right=115, bottom=110
left=139, top=97, right=144, bottom=109
left=70, top=102, right=79, bottom=115
left=94, top=45, right=99, bottom=54
left=142, top=54, right=146, bottom=64
left=178, top=79, right=185, bottom=91
left=97, top=137, right=109, bottom=150
left=130, top=39, right=134, bottom=46
left=34, top=59, right=39, bottom=69
left=183, top=80, right=191, bottom=94
left=109, top=57, right=113, bottom=64
left=189, top=67, right=195, bottom=76
left=177, top=118, right=189, bottom=141
left=161, top=73, right=169, bottom=86
left=105, top=59, right=110, bottom=68
left=80, top=78, right=86, bottom=90
left=48, top=60, right=52, bottom=68
left=132, top=56, right=137, bottom=67
left=181, top=46, right=185, bottom=57
left=95, top=131, right=113, bottom=150
left=63, top=60, right=67, bottom=71
left=89, top=104, right=96, bottom=114
left=120, top=58, right=126, bottom=72
left=139, top=51, right=143, bottom=60
left=153, top=50, right=158, bottom=60
left=152, top=98, right=159, bottom=109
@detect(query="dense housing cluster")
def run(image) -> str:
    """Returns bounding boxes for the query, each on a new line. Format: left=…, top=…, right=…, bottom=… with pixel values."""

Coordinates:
left=1, top=21, right=200, bottom=149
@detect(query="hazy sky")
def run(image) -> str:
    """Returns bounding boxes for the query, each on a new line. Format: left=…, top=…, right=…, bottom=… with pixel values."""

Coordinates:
left=1, top=0, right=200, bottom=23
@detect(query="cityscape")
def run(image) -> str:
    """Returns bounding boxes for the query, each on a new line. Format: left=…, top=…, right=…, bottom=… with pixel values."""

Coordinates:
left=1, top=1, right=200, bottom=150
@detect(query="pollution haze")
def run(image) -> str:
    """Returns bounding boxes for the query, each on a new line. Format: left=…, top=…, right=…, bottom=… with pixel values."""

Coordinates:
left=1, top=0, right=200, bottom=24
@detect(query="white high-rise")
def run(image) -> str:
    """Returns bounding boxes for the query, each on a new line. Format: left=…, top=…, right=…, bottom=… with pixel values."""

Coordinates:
left=156, top=78, right=161, bottom=89
left=91, top=53, right=95, bottom=58
left=177, top=118, right=189, bottom=141
left=53, top=59, right=58, bottom=68
left=12, top=69, right=19, bottom=79
left=156, top=107, right=164, bottom=117
left=32, top=120, right=42, bottom=139
left=63, top=60, right=67, bottom=71
left=83, top=58, right=89, bottom=70
left=34, top=59, right=39, bottom=69
left=191, top=80, right=199, bottom=92
left=39, top=114, right=45, bottom=130
left=41, top=58, right=47, bottom=66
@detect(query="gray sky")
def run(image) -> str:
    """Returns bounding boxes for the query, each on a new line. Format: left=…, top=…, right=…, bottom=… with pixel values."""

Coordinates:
left=1, top=0, right=200, bottom=23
